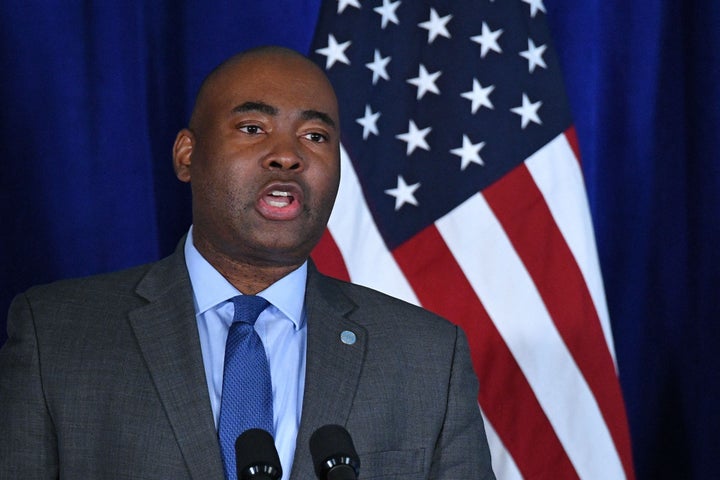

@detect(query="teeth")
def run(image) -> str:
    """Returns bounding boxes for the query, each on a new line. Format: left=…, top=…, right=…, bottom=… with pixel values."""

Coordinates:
left=267, top=189, right=293, bottom=208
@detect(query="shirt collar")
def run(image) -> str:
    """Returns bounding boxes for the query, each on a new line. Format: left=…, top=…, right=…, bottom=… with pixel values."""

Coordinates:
left=184, top=226, right=307, bottom=330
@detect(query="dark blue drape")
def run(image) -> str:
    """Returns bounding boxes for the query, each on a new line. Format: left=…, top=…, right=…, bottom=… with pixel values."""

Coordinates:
left=545, top=1, right=720, bottom=477
left=1, top=1, right=717, bottom=478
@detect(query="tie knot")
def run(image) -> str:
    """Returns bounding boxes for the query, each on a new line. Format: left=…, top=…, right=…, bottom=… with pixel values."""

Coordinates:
left=231, top=295, right=270, bottom=326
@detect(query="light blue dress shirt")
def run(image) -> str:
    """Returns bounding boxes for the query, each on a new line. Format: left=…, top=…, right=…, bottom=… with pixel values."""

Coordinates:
left=184, top=227, right=307, bottom=480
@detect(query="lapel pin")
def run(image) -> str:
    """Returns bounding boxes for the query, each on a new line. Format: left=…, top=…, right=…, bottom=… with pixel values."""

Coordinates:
left=340, top=330, right=356, bottom=345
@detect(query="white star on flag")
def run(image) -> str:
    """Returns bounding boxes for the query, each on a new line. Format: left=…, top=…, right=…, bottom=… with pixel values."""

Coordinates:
left=471, top=22, right=503, bottom=58
left=522, top=0, right=547, bottom=18
left=374, top=0, right=401, bottom=29
left=395, top=119, right=432, bottom=155
left=450, top=134, right=486, bottom=170
left=461, top=79, right=495, bottom=113
left=365, top=49, right=391, bottom=84
left=315, top=34, right=351, bottom=69
left=511, top=93, right=543, bottom=128
left=356, top=104, right=381, bottom=139
left=519, top=38, right=548, bottom=73
left=407, top=64, right=442, bottom=100
left=384, top=175, right=421, bottom=210
left=418, top=8, right=452, bottom=44
left=337, top=0, right=361, bottom=14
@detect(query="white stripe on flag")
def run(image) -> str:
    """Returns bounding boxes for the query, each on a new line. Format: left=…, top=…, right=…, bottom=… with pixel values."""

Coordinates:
left=327, top=144, right=419, bottom=305
left=435, top=191, right=625, bottom=480
left=525, top=134, right=617, bottom=365
left=480, top=408, right=523, bottom=480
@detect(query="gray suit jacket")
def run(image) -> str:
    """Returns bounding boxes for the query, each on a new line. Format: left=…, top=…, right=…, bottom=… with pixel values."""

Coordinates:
left=0, top=246, right=494, bottom=479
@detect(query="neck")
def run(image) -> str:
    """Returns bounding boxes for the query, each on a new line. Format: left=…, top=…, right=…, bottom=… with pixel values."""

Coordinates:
left=193, top=233, right=304, bottom=295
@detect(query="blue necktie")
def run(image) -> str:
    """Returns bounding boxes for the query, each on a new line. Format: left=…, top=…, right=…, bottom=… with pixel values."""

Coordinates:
left=218, top=295, right=273, bottom=480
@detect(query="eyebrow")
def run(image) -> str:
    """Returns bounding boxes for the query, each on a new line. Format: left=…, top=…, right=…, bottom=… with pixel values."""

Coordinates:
left=231, top=101, right=337, bottom=130
left=301, top=109, right=337, bottom=129
left=232, top=101, right=278, bottom=116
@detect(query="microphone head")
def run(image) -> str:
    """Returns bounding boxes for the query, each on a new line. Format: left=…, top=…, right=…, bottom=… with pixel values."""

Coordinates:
left=235, top=428, right=282, bottom=480
left=309, top=424, right=360, bottom=480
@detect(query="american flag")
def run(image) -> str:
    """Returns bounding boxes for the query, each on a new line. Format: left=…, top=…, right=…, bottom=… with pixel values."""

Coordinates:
left=308, top=1, right=634, bottom=478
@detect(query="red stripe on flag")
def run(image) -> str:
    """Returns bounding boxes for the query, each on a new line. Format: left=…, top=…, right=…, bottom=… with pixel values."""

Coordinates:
left=311, top=229, right=351, bottom=282
left=484, top=164, right=635, bottom=480
left=393, top=225, right=579, bottom=478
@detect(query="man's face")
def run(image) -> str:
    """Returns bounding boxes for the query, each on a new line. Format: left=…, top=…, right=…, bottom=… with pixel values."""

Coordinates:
left=174, top=52, right=341, bottom=268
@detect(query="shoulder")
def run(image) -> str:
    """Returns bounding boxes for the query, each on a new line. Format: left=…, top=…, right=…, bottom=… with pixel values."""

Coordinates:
left=6, top=252, right=191, bottom=355
left=308, top=267, right=459, bottom=339
left=11, top=247, right=188, bottom=330
left=20, top=245, right=188, bottom=307
left=21, top=262, right=154, bottom=307
left=8, top=264, right=154, bottom=342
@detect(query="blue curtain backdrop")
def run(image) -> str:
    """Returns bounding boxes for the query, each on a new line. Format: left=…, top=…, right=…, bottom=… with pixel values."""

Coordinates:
left=1, top=1, right=717, bottom=478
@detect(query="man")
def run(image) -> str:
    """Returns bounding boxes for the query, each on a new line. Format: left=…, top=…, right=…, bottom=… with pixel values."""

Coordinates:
left=0, top=46, right=495, bottom=479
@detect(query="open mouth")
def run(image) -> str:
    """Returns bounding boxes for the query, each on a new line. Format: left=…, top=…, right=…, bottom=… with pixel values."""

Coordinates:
left=257, top=182, right=304, bottom=220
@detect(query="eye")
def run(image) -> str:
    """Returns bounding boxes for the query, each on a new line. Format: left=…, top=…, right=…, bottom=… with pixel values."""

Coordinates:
left=303, top=132, right=328, bottom=143
left=238, top=125, right=264, bottom=135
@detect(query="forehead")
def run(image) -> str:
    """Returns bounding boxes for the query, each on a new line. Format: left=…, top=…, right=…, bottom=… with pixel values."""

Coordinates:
left=200, top=53, right=339, bottom=120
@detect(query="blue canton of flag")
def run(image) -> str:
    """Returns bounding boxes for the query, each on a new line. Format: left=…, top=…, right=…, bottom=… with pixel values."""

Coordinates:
left=312, top=0, right=571, bottom=250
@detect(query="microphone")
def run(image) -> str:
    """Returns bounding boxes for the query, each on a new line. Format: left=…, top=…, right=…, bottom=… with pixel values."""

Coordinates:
left=235, top=428, right=283, bottom=480
left=309, top=424, right=360, bottom=480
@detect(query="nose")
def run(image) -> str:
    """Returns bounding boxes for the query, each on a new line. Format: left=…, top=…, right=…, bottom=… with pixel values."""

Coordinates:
left=262, top=135, right=304, bottom=171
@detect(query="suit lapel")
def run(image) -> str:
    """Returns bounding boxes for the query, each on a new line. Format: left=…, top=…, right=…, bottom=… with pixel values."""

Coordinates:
left=128, top=247, right=224, bottom=480
left=290, top=266, right=367, bottom=478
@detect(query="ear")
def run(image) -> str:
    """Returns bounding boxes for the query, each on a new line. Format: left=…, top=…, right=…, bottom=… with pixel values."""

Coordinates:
left=173, top=129, right=194, bottom=183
